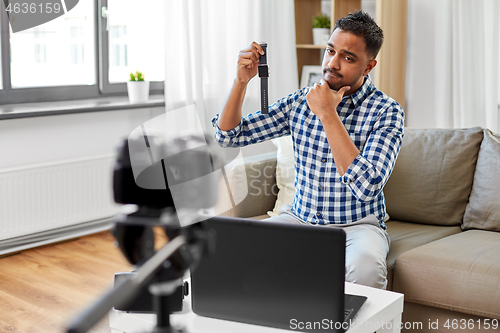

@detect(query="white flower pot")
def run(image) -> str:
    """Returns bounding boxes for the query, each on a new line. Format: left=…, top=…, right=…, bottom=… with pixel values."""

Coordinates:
left=127, top=81, right=150, bottom=103
left=312, top=28, right=330, bottom=45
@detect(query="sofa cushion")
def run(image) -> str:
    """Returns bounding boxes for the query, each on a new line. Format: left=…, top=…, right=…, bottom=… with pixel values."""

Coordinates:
left=216, top=152, right=277, bottom=218
left=384, top=127, right=483, bottom=226
left=402, top=303, right=492, bottom=333
left=463, top=129, right=500, bottom=232
left=393, top=230, right=500, bottom=318
left=268, top=135, right=295, bottom=216
left=385, top=220, right=462, bottom=290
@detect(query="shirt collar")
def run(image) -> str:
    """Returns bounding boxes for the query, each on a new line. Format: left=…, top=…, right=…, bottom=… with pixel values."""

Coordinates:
left=344, top=75, right=376, bottom=108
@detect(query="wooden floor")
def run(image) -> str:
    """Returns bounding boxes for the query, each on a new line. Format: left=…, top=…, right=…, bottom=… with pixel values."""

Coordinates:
left=0, top=231, right=134, bottom=333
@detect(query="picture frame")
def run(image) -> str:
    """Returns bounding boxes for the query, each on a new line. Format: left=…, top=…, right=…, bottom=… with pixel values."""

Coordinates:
left=300, top=65, right=323, bottom=88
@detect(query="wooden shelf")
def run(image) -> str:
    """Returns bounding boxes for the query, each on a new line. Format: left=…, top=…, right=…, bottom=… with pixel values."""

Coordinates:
left=296, top=44, right=327, bottom=49
left=294, top=0, right=361, bottom=84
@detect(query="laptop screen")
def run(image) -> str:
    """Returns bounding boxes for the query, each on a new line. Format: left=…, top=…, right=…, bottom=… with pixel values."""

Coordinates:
left=190, top=216, right=347, bottom=332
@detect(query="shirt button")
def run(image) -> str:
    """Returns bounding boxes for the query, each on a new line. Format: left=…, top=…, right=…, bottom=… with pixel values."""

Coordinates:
left=318, top=186, right=323, bottom=190
left=321, top=158, right=327, bottom=163
left=316, top=212, right=321, bottom=217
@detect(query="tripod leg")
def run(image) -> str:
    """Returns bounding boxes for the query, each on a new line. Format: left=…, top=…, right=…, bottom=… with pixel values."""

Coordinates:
left=151, top=285, right=187, bottom=333
left=154, top=293, right=171, bottom=329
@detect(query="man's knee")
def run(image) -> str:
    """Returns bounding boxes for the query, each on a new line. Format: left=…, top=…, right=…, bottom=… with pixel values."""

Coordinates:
left=345, top=251, right=388, bottom=289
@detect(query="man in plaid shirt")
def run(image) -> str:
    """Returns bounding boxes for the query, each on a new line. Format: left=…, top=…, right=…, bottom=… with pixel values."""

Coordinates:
left=212, top=11, right=404, bottom=289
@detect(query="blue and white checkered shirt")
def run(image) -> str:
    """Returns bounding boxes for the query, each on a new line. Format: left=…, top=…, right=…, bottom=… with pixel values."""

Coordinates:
left=212, top=75, right=404, bottom=229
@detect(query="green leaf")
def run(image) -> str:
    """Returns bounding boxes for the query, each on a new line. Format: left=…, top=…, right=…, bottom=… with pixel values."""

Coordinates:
left=129, top=71, right=145, bottom=81
left=312, top=13, right=331, bottom=29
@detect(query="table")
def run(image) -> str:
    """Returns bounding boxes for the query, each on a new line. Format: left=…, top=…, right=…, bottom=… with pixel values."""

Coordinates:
left=109, top=280, right=404, bottom=333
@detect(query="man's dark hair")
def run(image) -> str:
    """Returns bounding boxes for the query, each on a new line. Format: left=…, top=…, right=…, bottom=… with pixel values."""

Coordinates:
left=334, top=10, right=384, bottom=59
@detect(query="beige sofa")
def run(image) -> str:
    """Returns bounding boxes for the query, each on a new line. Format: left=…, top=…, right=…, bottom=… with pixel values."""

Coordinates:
left=216, top=127, right=500, bottom=332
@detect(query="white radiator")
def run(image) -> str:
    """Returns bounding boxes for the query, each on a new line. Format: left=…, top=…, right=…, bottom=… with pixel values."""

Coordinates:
left=0, top=155, right=120, bottom=242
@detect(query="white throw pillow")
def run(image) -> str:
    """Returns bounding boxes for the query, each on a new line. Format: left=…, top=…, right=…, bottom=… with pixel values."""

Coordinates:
left=267, top=135, right=296, bottom=216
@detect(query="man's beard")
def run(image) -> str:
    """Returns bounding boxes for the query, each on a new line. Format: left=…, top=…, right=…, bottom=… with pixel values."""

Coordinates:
left=323, top=67, right=343, bottom=91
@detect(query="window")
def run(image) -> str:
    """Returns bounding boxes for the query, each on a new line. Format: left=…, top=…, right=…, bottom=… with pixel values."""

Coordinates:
left=70, top=26, right=85, bottom=65
left=34, top=28, right=47, bottom=64
left=102, top=0, right=165, bottom=92
left=110, top=25, right=127, bottom=69
left=0, top=10, right=3, bottom=91
left=9, top=1, right=95, bottom=89
left=0, top=0, right=164, bottom=105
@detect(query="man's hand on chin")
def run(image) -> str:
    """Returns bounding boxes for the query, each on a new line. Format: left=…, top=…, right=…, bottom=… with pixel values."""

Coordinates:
left=306, top=79, right=350, bottom=123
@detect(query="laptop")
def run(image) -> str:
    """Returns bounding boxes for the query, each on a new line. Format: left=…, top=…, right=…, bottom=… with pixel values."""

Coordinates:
left=190, top=216, right=367, bottom=332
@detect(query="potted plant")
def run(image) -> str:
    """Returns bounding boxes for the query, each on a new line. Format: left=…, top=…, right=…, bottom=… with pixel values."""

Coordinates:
left=127, top=71, right=150, bottom=103
left=312, top=13, right=331, bottom=45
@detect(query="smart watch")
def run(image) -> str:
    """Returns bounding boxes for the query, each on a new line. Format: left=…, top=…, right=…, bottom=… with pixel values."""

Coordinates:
left=258, top=43, right=269, bottom=114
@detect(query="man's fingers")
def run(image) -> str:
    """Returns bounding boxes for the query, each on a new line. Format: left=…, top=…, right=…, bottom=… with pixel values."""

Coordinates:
left=311, top=79, right=325, bottom=90
left=251, top=41, right=265, bottom=55
left=239, top=50, right=260, bottom=63
left=238, top=58, right=256, bottom=69
left=338, top=86, right=351, bottom=95
left=241, top=42, right=263, bottom=62
left=329, top=85, right=351, bottom=95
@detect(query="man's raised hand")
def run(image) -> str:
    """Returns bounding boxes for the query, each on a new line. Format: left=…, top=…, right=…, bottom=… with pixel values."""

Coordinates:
left=306, top=79, right=350, bottom=123
left=236, top=42, right=265, bottom=84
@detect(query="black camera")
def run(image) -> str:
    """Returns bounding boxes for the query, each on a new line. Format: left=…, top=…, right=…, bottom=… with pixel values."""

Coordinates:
left=109, top=132, right=220, bottom=320
left=66, top=131, right=221, bottom=333
left=111, top=132, right=221, bottom=262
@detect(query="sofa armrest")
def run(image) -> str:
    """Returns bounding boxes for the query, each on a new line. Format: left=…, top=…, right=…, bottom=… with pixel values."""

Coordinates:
left=214, top=152, right=277, bottom=218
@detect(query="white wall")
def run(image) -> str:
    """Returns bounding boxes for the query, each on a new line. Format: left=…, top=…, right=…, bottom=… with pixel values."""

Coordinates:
left=0, top=107, right=165, bottom=170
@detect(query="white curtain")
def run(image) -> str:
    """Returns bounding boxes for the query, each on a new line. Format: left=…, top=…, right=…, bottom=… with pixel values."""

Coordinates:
left=164, top=0, right=299, bottom=134
left=435, top=0, right=500, bottom=132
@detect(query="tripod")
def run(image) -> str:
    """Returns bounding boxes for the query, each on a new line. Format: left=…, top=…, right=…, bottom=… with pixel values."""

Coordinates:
left=66, top=211, right=213, bottom=333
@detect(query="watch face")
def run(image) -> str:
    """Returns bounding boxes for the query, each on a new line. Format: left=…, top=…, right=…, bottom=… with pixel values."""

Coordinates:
left=258, top=65, right=269, bottom=77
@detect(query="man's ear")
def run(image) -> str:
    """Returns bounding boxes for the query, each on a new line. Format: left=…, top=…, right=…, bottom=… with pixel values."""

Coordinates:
left=363, top=59, right=377, bottom=76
